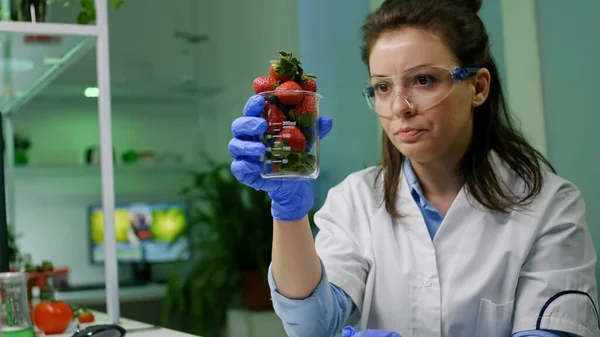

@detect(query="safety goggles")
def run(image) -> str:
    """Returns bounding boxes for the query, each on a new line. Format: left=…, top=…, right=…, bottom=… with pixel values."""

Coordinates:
left=362, top=65, right=479, bottom=117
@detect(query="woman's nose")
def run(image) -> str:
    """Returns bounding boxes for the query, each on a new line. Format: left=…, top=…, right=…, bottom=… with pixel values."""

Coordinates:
left=390, top=92, right=416, bottom=118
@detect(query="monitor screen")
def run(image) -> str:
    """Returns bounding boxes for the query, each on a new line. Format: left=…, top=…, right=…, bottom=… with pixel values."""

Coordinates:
left=89, top=202, right=190, bottom=264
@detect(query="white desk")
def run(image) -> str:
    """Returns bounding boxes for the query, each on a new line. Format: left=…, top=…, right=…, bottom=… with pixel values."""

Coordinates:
left=54, top=286, right=288, bottom=337
left=54, top=284, right=167, bottom=328
left=53, top=311, right=197, bottom=337
left=226, top=310, right=287, bottom=337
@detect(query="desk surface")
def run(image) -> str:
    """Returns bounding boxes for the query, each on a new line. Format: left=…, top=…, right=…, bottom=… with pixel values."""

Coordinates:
left=53, top=311, right=197, bottom=337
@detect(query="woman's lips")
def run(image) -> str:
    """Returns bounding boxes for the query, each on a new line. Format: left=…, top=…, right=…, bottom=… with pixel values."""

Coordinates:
left=396, top=129, right=425, bottom=142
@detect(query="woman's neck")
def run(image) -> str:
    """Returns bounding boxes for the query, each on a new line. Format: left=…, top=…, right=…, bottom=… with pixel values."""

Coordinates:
left=409, top=156, right=463, bottom=214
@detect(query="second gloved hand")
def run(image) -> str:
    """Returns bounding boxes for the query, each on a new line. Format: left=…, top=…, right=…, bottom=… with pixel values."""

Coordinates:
left=228, top=95, right=333, bottom=222
left=342, top=327, right=402, bottom=337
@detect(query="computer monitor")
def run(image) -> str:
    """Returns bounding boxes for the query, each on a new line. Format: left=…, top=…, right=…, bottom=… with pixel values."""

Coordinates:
left=89, top=201, right=190, bottom=267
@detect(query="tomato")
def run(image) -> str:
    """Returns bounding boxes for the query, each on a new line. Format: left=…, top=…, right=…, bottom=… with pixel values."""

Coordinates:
left=78, top=311, right=95, bottom=323
left=32, top=301, right=73, bottom=334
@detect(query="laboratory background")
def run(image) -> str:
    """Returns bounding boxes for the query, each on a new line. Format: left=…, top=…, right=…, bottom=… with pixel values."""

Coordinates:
left=0, top=0, right=598, bottom=337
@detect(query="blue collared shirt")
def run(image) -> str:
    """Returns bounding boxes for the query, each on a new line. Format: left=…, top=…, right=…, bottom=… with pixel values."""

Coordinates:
left=402, top=158, right=444, bottom=239
left=267, top=160, right=575, bottom=337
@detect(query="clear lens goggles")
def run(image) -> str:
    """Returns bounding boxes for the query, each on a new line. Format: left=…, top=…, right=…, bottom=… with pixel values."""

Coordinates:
left=362, top=66, right=479, bottom=117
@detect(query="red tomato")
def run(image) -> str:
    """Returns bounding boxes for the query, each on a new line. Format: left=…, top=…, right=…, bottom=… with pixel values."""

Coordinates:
left=32, top=301, right=73, bottom=334
left=78, top=311, right=95, bottom=323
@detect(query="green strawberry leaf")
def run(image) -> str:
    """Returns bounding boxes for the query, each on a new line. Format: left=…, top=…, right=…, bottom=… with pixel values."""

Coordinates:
left=279, top=58, right=294, bottom=69
left=272, top=140, right=291, bottom=158
left=288, top=109, right=297, bottom=122
left=278, top=153, right=317, bottom=175
left=302, top=127, right=316, bottom=145
left=296, top=114, right=316, bottom=129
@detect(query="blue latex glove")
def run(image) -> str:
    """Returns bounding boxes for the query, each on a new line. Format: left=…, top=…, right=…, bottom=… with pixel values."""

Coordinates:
left=342, top=327, right=402, bottom=337
left=228, top=95, right=333, bottom=222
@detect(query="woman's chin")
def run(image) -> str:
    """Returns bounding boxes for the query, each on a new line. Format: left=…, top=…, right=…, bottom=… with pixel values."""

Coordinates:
left=396, top=142, right=440, bottom=162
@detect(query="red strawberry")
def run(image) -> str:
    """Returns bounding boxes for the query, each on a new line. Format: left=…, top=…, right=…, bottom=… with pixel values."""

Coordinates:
left=253, top=76, right=277, bottom=94
left=280, top=126, right=306, bottom=153
left=275, top=81, right=304, bottom=105
left=300, top=78, right=317, bottom=92
left=290, top=95, right=318, bottom=128
left=265, top=103, right=287, bottom=133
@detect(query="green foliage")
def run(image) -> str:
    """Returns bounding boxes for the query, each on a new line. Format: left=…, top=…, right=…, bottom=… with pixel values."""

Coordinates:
left=162, top=157, right=273, bottom=337
left=7, top=226, right=19, bottom=264
left=162, top=155, right=321, bottom=336
left=46, top=0, right=125, bottom=24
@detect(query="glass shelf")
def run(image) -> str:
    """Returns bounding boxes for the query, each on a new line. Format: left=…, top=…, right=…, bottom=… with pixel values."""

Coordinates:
left=33, top=82, right=222, bottom=104
left=0, top=28, right=95, bottom=114
left=13, top=163, right=201, bottom=177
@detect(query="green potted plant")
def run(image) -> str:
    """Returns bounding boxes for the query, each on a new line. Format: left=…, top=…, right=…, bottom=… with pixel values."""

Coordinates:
left=7, top=225, right=20, bottom=267
left=6, top=225, right=33, bottom=271
left=46, top=0, right=125, bottom=24
left=162, top=157, right=317, bottom=336
left=14, top=133, right=31, bottom=165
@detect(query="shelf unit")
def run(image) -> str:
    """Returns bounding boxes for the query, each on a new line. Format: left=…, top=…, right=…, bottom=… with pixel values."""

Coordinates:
left=13, top=163, right=200, bottom=177
left=0, top=0, right=121, bottom=324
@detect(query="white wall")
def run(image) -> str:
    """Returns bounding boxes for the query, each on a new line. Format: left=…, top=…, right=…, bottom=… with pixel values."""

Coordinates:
left=11, top=101, right=197, bottom=284
left=9, top=0, right=300, bottom=286
left=9, top=0, right=209, bottom=284
left=501, top=0, right=547, bottom=156
left=536, top=0, right=600, bottom=286
left=194, top=0, right=300, bottom=164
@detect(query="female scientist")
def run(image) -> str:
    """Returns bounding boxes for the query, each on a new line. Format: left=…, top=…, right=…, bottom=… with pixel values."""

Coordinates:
left=227, top=0, right=599, bottom=336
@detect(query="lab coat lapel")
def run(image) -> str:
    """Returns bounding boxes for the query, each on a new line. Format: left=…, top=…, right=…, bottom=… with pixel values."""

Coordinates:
left=431, top=186, right=474, bottom=246
left=397, top=171, right=437, bottom=253
left=432, top=151, right=514, bottom=268
left=433, top=151, right=513, bottom=246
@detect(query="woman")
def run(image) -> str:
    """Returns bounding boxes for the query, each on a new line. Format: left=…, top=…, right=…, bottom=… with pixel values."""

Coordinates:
left=227, top=0, right=599, bottom=336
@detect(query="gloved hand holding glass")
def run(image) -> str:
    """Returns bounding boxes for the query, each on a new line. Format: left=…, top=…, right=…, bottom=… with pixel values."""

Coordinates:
left=228, top=94, right=333, bottom=222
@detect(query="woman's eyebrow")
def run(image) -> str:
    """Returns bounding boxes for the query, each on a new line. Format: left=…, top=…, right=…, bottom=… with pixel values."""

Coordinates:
left=370, top=63, right=434, bottom=78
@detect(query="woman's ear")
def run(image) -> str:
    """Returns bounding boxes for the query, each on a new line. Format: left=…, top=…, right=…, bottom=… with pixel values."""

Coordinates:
left=472, top=68, right=491, bottom=107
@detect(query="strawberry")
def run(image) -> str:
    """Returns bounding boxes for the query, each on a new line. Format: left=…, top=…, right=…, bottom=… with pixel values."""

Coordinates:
left=265, top=102, right=287, bottom=133
left=275, top=81, right=304, bottom=105
left=253, top=76, right=277, bottom=94
left=280, top=126, right=306, bottom=153
left=269, top=51, right=303, bottom=82
left=271, top=162, right=279, bottom=174
left=300, top=77, right=317, bottom=92
left=290, top=95, right=318, bottom=128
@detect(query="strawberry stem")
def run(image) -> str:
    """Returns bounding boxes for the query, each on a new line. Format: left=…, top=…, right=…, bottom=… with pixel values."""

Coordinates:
left=271, top=51, right=311, bottom=83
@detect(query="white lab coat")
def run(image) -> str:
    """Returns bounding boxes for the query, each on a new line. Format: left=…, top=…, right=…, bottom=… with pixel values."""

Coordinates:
left=314, top=154, right=599, bottom=337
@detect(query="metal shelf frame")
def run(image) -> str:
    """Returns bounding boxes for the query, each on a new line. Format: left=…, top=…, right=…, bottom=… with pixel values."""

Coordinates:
left=0, top=0, right=121, bottom=324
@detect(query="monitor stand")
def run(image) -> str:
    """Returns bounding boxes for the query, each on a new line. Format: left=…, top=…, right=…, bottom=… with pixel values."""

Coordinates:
left=131, top=262, right=152, bottom=285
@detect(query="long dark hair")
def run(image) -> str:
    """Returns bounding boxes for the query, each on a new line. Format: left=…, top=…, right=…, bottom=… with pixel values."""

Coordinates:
left=361, top=0, right=555, bottom=217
